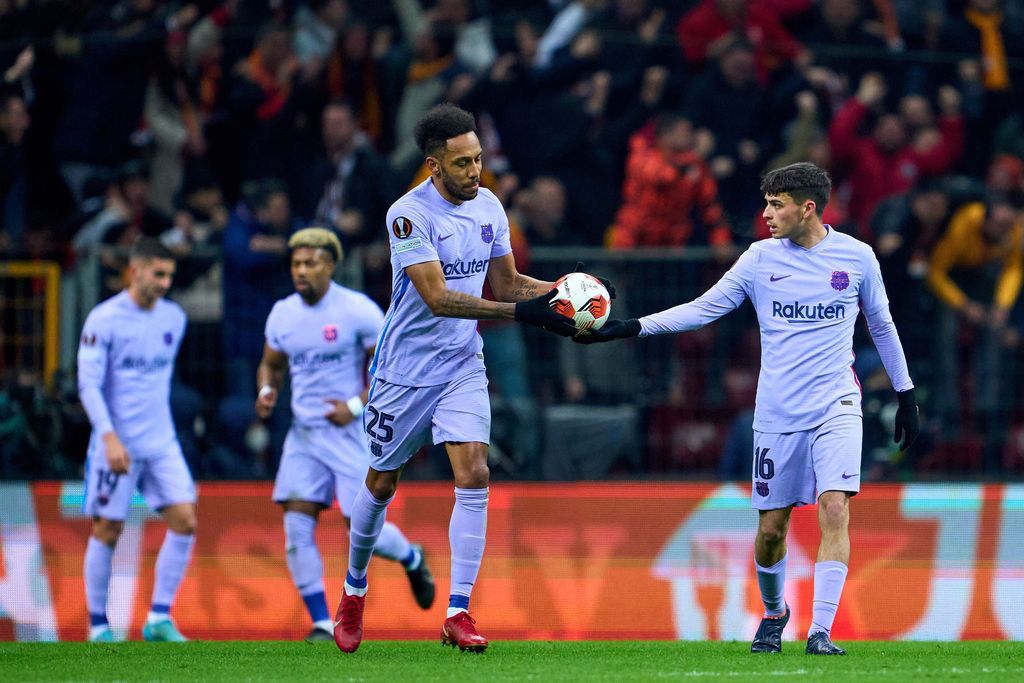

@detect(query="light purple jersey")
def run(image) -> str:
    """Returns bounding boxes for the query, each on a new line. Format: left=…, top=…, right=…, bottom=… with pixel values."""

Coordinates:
left=640, top=228, right=914, bottom=433
left=265, top=282, right=384, bottom=427
left=371, top=178, right=512, bottom=387
left=77, top=291, right=187, bottom=456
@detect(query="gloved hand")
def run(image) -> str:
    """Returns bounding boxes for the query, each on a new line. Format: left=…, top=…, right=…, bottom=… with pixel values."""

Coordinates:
left=572, top=261, right=616, bottom=299
left=514, top=289, right=577, bottom=337
left=894, top=388, right=920, bottom=451
left=572, top=318, right=641, bottom=344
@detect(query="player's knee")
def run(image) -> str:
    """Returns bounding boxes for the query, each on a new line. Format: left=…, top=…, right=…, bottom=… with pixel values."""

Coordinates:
left=819, top=498, right=848, bottom=528
left=757, top=524, right=787, bottom=548
left=454, top=462, right=489, bottom=489
left=368, top=479, right=398, bottom=501
left=167, top=509, right=198, bottom=535
left=92, top=518, right=123, bottom=546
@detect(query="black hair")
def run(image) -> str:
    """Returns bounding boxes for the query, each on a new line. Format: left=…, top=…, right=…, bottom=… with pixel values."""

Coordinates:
left=130, top=236, right=174, bottom=262
left=760, top=162, right=832, bottom=217
left=244, top=178, right=289, bottom=211
left=413, top=103, right=476, bottom=157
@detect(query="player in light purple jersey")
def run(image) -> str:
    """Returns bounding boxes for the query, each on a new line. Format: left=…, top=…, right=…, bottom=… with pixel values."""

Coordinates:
left=577, top=163, right=920, bottom=656
left=333, top=104, right=591, bottom=654
left=77, top=238, right=196, bottom=643
left=254, top=228, right=435, bottom=642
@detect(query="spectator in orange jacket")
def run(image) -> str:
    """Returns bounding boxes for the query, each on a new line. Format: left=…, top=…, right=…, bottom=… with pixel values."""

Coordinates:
left=610, top=114, right=732, bottom=250
left=926, top=194, right=1023, bottom=470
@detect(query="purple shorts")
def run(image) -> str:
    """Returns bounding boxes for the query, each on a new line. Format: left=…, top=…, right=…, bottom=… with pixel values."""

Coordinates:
left=364, top=369, right=490, bottom=472
left=751, top=414, right=862, bottom=510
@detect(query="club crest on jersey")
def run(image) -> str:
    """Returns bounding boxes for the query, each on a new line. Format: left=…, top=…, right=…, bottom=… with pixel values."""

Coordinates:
left=756, top=481, right=769, bottom=496
left=163, top=332, right=173, bottom=345
left=81, top=333, right=97, bottom=346
left=831, top=271, right=850, bottom=291
left=480, top=223, right=493, bottom=244
left=392, top=216, right=413, bottom=239
left=323, top=324, right=338, bottom=343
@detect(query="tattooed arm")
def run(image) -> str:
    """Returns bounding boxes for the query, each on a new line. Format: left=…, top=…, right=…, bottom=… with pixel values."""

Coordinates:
left=405, top=260, right=517, bottom=319
left=487, top=253, right=556, bottom=303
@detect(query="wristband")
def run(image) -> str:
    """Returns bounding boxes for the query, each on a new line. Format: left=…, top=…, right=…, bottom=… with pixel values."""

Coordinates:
left=258, top=385, right=275, bottom=399
left=346, top=396, right=365, bottom=417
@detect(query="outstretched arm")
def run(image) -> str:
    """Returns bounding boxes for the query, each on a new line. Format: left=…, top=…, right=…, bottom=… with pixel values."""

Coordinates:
left=576, top=249, right=753, bottom=343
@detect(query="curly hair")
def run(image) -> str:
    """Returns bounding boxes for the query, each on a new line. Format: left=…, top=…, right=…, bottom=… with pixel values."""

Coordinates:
left=288, top=227, right=343, bottom=262
left=760, top=162, right=832, bottom=217
left=413, top=103, right=476, bottom=157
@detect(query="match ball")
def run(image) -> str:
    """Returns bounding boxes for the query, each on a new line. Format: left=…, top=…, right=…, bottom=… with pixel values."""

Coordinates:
left=549, top=272, right=611, bottom=332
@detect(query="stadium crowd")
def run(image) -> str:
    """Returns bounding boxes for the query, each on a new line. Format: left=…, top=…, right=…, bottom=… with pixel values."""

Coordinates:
left=1, top=0, right=1023, bottom=481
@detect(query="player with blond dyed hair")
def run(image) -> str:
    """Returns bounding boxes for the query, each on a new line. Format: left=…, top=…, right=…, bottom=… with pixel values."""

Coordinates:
left=256, top=227, right=434, bottom=642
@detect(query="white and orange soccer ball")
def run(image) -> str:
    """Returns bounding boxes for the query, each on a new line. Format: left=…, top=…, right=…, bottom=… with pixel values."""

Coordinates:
left=549, top=271, right=611, bottom=332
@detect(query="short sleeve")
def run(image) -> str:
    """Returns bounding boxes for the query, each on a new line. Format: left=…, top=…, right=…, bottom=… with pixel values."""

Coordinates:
left=489, top=200, right=513, bottom=260
left=356, top=296, right=385, bottom=351
left=264, top=302, right=285, bottom=352
left=388, top=203, right=438, bottom=269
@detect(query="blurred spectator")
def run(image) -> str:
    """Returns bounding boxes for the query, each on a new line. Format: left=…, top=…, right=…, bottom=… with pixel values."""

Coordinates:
left=393, top=0, right=497, bottom=76
left=797, top=0, right=892, bottom=86
left=609, top=114, right=732, bottom=250
left=145, top=31, right=207, bottom=214
left=226, top=23, right=318, bottom=184
left=294, top=0, right=349, bottom=66
left=321, top=18, right=389, bottom=144
left=161, top=166, right=229, bottom=324
left=676, top=0, right=810, bottom=84
left=533, top=0, right=606, bottom=70
left=684, top=36, right=769, bottom=230
left=54, top=1, right=199, bottom=202
left=292, top=100, right=397, bottom=246
left=221, top=179, right=298, bottom=392
left=516, top=176, right=575, bottom=247
left=829, top=72, right=963, bottom=237
left=0, top=92, right=30, bottom=253
left=927, top=194, right=1023, bottom=471
left=72, top=162, right=171, bottom=258
left=388, top=19, right=467, bottom=179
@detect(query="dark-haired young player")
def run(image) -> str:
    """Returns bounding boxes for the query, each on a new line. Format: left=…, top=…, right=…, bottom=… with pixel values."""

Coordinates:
left=578, top=162, right=920, bottom=655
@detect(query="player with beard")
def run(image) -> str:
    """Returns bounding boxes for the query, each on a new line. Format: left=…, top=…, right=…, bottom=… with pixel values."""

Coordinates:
left=256, top=228, right=435, bottom=641
left=332, top=103, right=587, bottom=653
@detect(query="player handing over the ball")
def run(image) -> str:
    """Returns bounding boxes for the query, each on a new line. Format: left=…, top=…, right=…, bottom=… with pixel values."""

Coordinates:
left=333, top=102, right=614, bottom=654
left=577, top=162, right=920, bottom=656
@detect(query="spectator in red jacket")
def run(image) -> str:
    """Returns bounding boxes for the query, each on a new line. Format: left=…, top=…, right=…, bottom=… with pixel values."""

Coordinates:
left=610, top=114, right=732, bottom=250
left=829, top=72, right=964, bottom=237
left=676, top=0, right=811, bottom=84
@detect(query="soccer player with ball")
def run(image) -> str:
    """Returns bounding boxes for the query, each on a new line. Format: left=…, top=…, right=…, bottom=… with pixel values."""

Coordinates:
left=333, top=103, right=610, bottom=653
left=578, top=162, right=920, bottom=655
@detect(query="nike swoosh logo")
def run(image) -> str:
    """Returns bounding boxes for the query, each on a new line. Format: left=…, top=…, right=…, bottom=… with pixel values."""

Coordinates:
left=841, top=472, right=859, bottom=479
left=770, top=274, right=792, bottom=282
left=438, top=234, right=453, bottom=242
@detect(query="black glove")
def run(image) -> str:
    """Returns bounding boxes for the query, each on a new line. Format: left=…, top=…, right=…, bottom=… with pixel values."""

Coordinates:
left=572, top=318, right=641, bottom=344
left=894, top=388, right=920, bottom=451
left=572, top=261, right=616, bottom=299
left=514, top=289, right=577, bottom=337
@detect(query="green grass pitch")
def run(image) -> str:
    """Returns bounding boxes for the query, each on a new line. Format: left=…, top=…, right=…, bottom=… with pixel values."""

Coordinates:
left=2, top=641, right=1022, bottom=681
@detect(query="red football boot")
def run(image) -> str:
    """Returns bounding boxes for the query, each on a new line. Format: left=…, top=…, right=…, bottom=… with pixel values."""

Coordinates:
left=440, top=611, right=488, bottom=653
left=333, top=592, right=365, bottom=653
